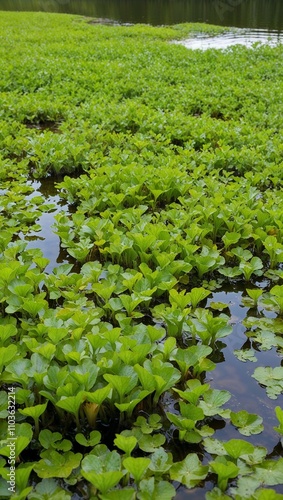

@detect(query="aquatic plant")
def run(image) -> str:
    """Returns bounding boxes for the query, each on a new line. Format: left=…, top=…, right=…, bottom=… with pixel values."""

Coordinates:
left=1, top=11, right=283, bottom=499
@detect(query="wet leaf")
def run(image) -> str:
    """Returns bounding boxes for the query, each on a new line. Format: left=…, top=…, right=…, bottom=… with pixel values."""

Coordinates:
left=252, top=367, right=283, bottom=399
left=230, top=410, right=264, bottom=436
left=170, top=453, right=208, bottom=488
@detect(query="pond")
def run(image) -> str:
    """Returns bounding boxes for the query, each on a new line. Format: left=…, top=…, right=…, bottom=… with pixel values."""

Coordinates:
left=1, top=0, right=283, bottom=31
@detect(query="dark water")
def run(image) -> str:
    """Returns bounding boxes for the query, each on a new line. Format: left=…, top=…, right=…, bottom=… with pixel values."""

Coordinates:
left=0, top=0, right=283, bottom=30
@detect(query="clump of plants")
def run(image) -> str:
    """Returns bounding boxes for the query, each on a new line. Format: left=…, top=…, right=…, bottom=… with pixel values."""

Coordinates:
left=0, top=11, right=283, bottom=500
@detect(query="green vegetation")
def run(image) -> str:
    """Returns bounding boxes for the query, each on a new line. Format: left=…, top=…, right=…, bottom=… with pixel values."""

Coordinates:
left=0, top=11, right=283, bottom=499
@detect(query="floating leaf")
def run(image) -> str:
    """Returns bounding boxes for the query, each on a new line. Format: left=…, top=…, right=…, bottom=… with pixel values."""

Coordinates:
left=230, top=410, right=264, bottom=436
left=252, top=367, right=283, bottom=399
left=199, top=389, right=231, bottom=417
left=210, top=456, right=239, bottom=491
left=253, top=458, right=283, bottom=486
left=148, top=448, right=173, bottom=474
left=170, top=453, right=208, bottom=488
left=234, top=349, right=257, bottom=363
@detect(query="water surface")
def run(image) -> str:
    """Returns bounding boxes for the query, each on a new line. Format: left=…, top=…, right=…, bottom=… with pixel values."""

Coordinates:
left=175, top=28, right=283, bottom=49
left=1, top=0, right=283, bottom=30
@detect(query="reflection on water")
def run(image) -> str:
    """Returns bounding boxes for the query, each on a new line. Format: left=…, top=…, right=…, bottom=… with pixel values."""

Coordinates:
left=1, top=0, right=283, bottom=30
left=22, top=178, right=70, bottom=274
left=208, top=288, right=281, bottom=453
left=175, top=28, right=283, bottom=50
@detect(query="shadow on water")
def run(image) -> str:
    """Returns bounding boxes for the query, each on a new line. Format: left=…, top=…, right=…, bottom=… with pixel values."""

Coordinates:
left=24, top=120, right=62, bottom=133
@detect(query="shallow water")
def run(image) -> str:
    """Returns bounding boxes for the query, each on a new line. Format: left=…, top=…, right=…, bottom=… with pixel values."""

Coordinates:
left=209, top=289, right=281, bottom=451
left=175, top=28, right=283, bottom=50
left=21, top=179, right=70, bottom=274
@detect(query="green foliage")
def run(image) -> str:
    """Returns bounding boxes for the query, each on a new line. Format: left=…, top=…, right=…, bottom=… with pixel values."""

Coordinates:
left=230, top=410, right=264, bottom=436
left=1, top=10, right=283, bottom=500
left=252, top=367, right=283, bottom=399
left=170, top=453, right=209, bottom=488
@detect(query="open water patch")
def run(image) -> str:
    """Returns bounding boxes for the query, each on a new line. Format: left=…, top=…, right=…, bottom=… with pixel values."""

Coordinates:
left=20, top=178, right=70, bottom=273
left=24, top=120, right=62, bottom=133
left=175, top=28, right=283, bottom=50
left=207, top=287, right=283, bottom=452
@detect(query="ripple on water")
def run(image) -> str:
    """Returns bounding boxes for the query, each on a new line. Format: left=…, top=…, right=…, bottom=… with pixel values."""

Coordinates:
left=175, top=28, right=283, bottom=50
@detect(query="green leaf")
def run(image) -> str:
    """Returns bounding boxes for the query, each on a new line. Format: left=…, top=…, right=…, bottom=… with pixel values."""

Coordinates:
left=203, top=438, right=228, bottom=457
left=15, top=463, right=34, bottom=493
left=27, top=478, right=71, bottom=499
left=229, top=476, right=262, bottom=499
left=85, top=385, right=111, bottom=405
left=114, top=434, right=137, bottom=456
left=253, top=489, right=283, bottom=500
left=39, top=430, right=72, bottom=451
left=138, top=433, right=166, bottom=453
left=56, top=391, right=86, bottom=415
left=82, top=470, right=124, bottom=493
left=133, top=414, right=162, bottom=434
left=170, top=453, right=208, bottom=488
left=34, top=451, right=82, bottom=478
left=82, top=451, right=121, bottom=474
left=199, top=389, right=231, bottom=417
left=148, top=447, right=173, bottom=474
left=230, top=410, right=264, bottom=436
left=19, top=403, right=47, bottom=421
left=104, top=374, right=137, bottom=400
left=123, top=457, right=151, bottom=483
left=252, top=367, right=283, bottom=399
left=210, top=456, right=239, bottom=491
left=246, top=288, right=263, bottom=303
left=0, top=345, right=17, bottom=370
left=188, top=287, right=211, bottom=309
left=223, top=439, right=255, bottom=459
left=22, top=299, right=47, bottom=316
left=75, top=430, right=101, bottom=447
left=0, top=324, right=17, bottom=345
left=222, top=231, right=241, bottom=249
left=209, top=302, right=229, bottom=311
left=219, top=266, right=242, bottom=278
left=0, top=423, right=33, bottom=458
left=138, top=478, right=175, bottom=500
left=234, top=348, right=257, bottom=363
left=205, top=487, right=232, bottom=500
left=253, top=458, right=283, bottom=486
left=100, top=489, right=136, bottom=500
left=274, top=406, right=283, bottom=435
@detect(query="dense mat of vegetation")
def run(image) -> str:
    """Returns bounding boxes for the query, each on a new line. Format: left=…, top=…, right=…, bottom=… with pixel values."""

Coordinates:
left=1, top=12, right=283, bottom=499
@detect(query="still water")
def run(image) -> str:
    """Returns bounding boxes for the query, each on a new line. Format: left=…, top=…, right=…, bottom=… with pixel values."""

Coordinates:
left=0, top=0, right=283, bottom=30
